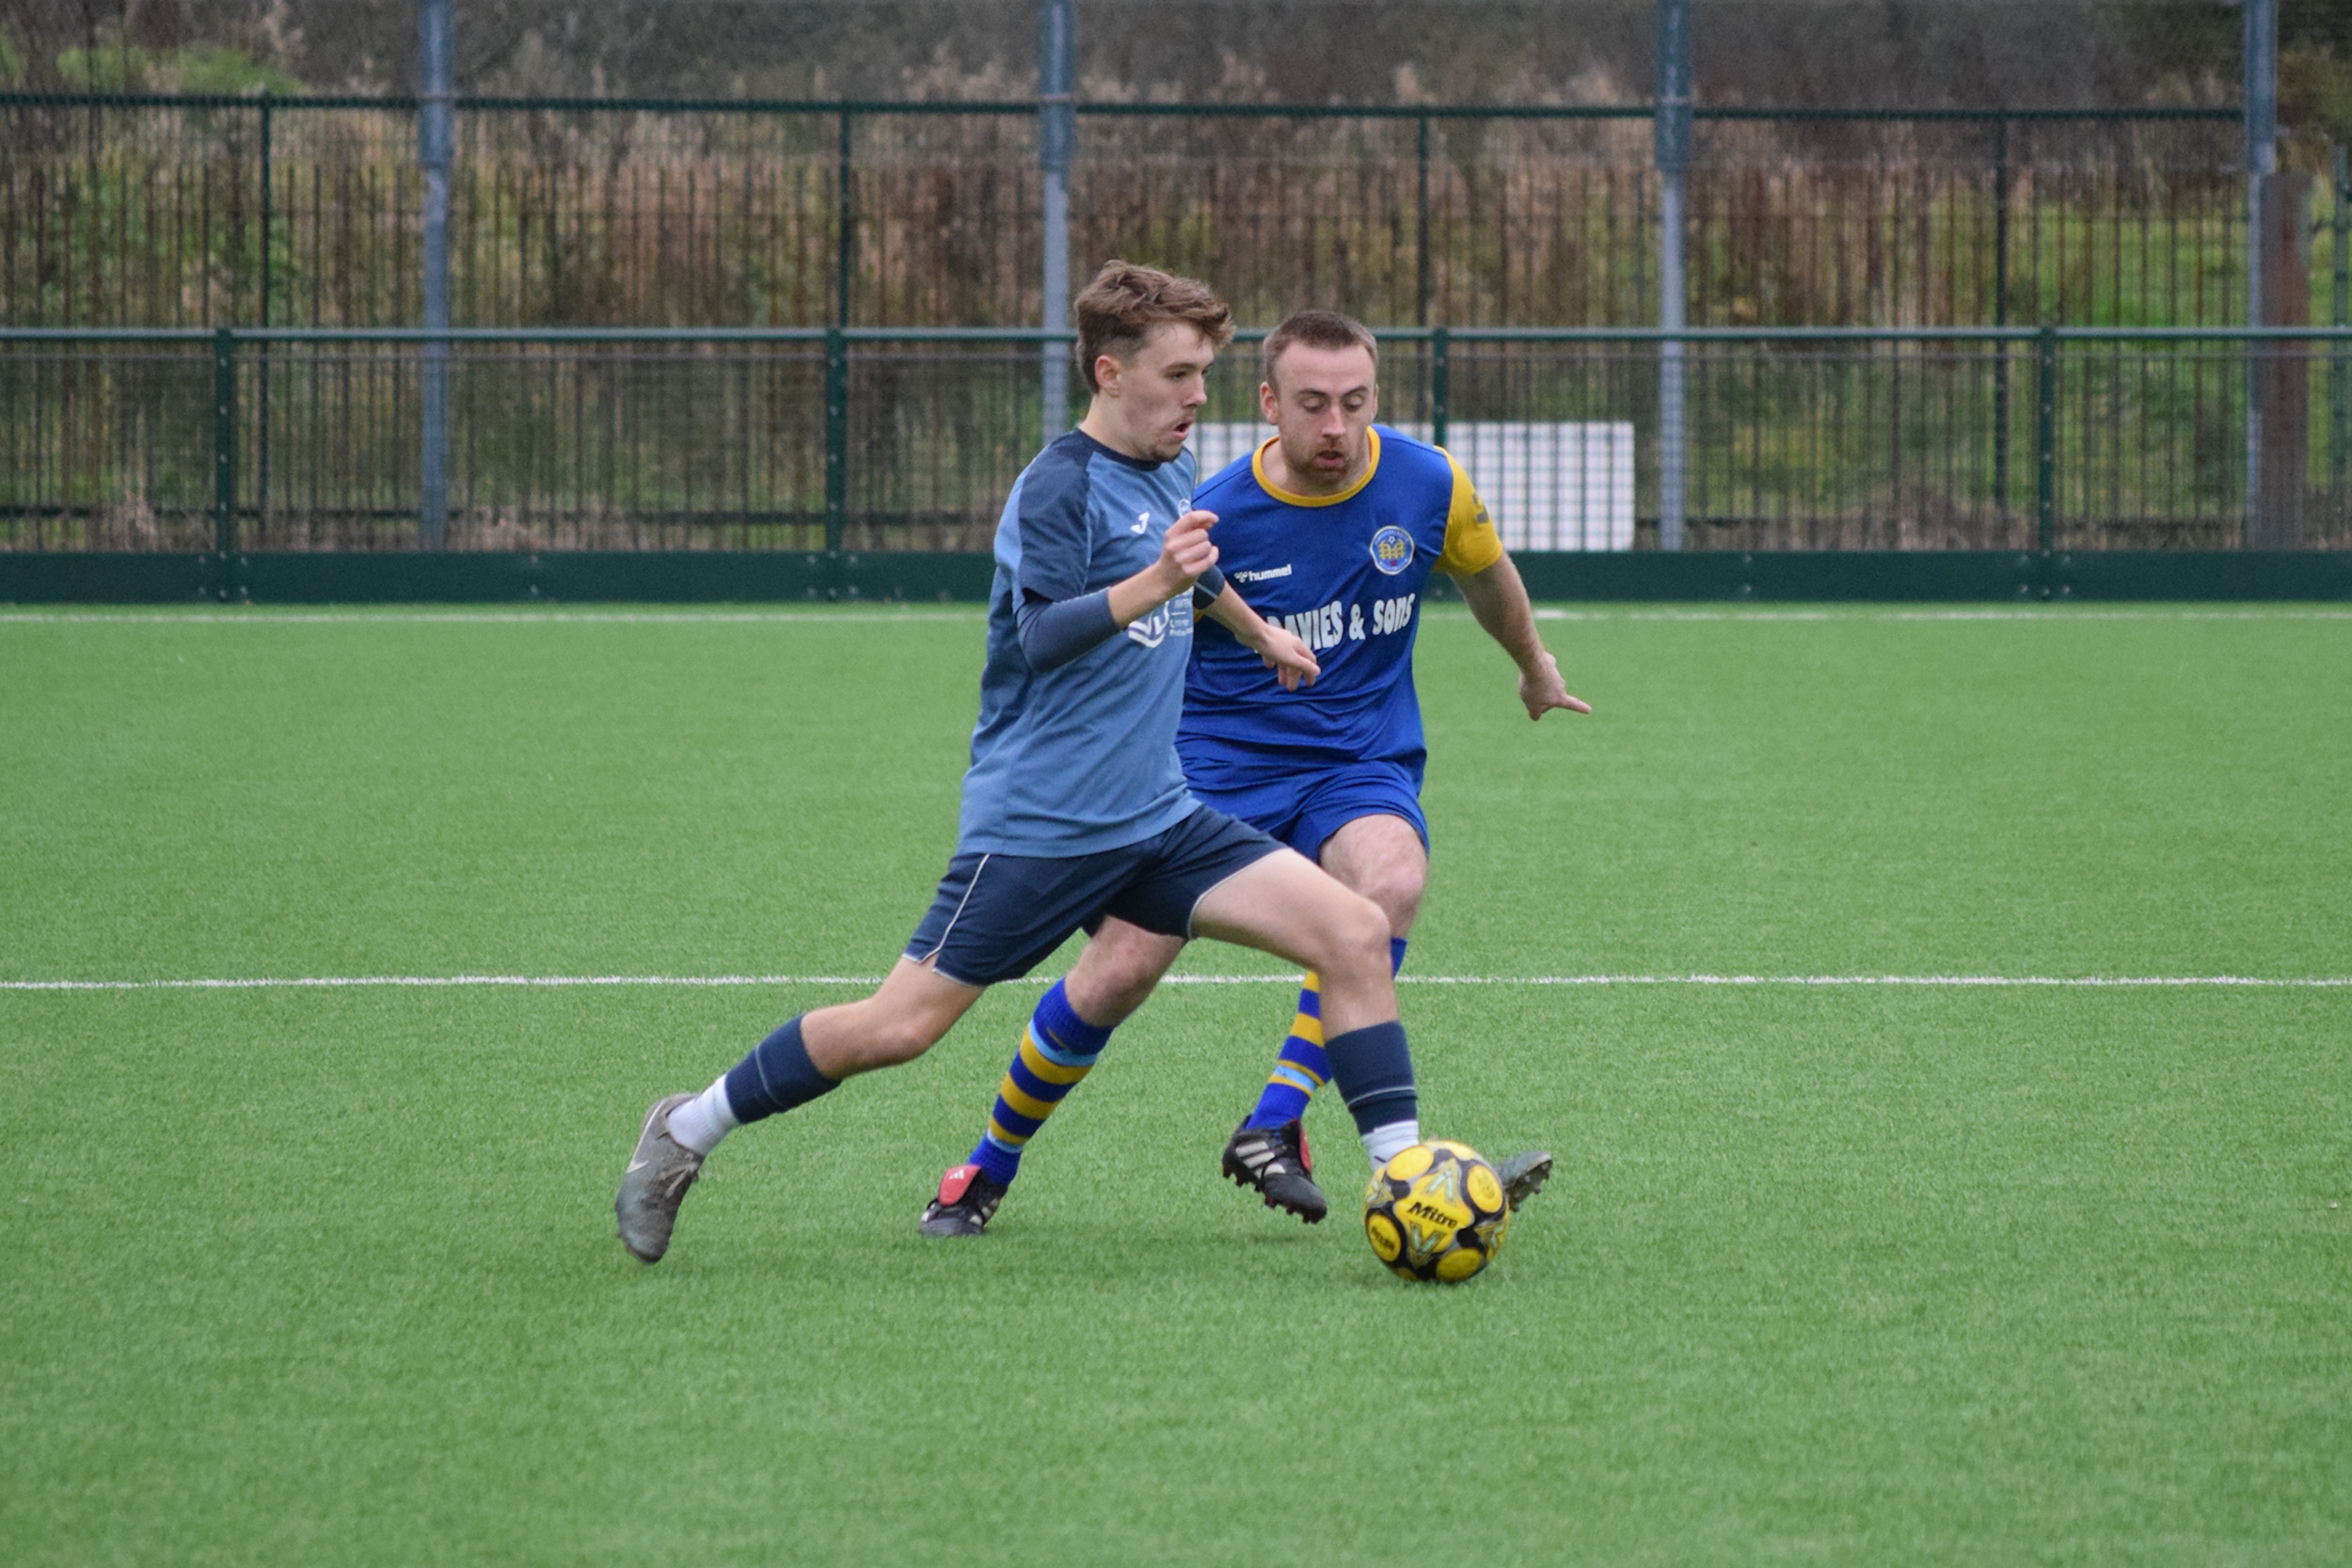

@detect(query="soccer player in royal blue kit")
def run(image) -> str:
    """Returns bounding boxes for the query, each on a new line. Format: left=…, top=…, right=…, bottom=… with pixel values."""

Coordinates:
left=932, top=309, right=1588, bottom=1230
left=615, top=266, right=1453, bottom=1260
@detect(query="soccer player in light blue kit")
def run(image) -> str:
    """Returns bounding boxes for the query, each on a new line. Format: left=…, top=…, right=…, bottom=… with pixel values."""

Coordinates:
left=615, top=266, right=1444, bottom=1259
left=937, top=309, right=1586, bottom=1228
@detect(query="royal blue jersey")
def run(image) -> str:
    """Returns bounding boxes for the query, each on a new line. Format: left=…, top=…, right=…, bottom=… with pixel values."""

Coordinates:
left=1181, top=425, right=1502, bottom=773
left=958, top=430, right=1204, bottom=857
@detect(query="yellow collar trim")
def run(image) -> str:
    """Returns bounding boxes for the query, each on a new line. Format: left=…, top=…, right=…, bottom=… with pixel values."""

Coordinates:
left=1250, top=426, right=1382, bottom=509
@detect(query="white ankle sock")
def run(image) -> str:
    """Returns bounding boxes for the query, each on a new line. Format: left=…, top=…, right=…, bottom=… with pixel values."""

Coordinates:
left=666, top=1075, right=739, bottom=1155
left=1362, top=1119, right=1422, bottom=1170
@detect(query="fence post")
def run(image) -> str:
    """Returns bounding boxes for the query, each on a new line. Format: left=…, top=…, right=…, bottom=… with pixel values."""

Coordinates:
left=1430, top=325, right=1450, bottom=451
left=417, top=0, right=453, bottom=551
left=824, top=326, right=849, bottom=557
left=1039, top=0, right=1075, bottom=436
left=1654, top=0, right=1693, bottom=551
left=2035, top=323, right=2058, bottom=558
left=2243, top=0, right=2277, bottom=543
left=213, top=328, right=237, bottom=570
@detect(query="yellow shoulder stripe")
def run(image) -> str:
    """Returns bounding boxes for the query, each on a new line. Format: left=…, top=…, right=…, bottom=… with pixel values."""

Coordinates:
left=1435, top=451, right=1504, bottom=577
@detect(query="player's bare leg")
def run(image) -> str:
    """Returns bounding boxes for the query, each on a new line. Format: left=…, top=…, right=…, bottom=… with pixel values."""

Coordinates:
left=801, top=958, right=988, bottom=1076
left=1318, top=814, right=1427, bottom=937
left=1319, top=818, right=1549, bottom=1206
left=1208, top=816, right=1426, bottom=1221
left=1074, top=831, right=1424, bottom=1224
left=1067, top=917, right=1336, bottom=1220
left=1060, top=921, right=1184, bottom=1025
left=917, top=940, right=1175, bottom=1238
left=1187, top=849, right=1424, bottom=1186
left=1236, top=817, right=1546, bottom=1212
left=617, top=959, right=986, bottom=1261
left=1191, top=849, right=1395, bottom=1031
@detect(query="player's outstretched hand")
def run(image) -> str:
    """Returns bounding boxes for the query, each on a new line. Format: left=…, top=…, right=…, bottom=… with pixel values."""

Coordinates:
left=1159, top=509, right=1220, bottom=594
left=1254, top=623, right=1320, bottom=690
left=1518, top=650, right=1591, bottom=721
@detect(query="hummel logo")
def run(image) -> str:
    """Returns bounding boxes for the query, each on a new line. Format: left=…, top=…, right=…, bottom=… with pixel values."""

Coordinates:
left=1233, top=564, right=1293, bottom=583
left=1132, top=512, right=1151, bottom=533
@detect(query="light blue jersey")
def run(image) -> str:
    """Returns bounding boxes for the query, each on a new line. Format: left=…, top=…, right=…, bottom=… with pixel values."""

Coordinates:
left=957, top=430, right=1204, bottom=857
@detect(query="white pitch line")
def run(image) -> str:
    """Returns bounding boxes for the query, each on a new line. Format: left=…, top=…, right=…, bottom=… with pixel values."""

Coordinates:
left=1525, top=608, right=2352, bottom=623
left=4, top=607, right=2347, bottom=626
left=0, top=974, right=882, bottom=991
left=4, top=973, right=2346, bottom=993
left=0, top=610, right=983, bottom=626
left=1400, top=974, right=2352, bottom=988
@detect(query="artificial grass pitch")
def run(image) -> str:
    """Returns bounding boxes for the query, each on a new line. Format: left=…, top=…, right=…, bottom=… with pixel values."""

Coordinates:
left=1, top=605, right=2346, bottom=1565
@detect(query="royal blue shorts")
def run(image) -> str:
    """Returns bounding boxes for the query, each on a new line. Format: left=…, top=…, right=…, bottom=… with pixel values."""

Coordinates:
left=1183, top=749, right=1429, bottom=860
left=903, top=806, right=1284, bottom=988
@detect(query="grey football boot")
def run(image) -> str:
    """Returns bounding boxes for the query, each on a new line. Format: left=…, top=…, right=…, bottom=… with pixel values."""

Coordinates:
left=1495, top=1149, right=1554, bottom=1211
left=615, top=1093, right=705, bottom=1262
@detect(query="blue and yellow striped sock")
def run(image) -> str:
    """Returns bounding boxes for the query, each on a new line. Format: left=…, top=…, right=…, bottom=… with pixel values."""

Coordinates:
left=969, top=979, right=1113, bottom=1187
left=1244, top=937, right=1406, bottom=1132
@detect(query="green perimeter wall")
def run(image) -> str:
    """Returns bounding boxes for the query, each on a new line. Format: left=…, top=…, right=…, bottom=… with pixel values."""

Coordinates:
left=3, top=551, right=2349, bottom=605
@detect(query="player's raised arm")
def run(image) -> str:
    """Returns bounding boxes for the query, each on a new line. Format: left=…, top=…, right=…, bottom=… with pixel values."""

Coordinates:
left=1201, top=578, right=1320, bottom=690
left=1104, top=507, right=1221, bottom=627
left=1452, top=552, right=1590, bottom=720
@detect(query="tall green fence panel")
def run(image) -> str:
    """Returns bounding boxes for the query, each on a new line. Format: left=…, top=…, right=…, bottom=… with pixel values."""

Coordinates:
left=7, top=328, right=2347, bottom=558
left=3, top=95, right=2252, bottom=335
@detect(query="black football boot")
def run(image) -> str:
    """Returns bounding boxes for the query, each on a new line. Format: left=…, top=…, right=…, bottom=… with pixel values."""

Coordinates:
left=1221, top=1117, right=1328, bottom=1224
left=919, top=1162, right=1009, bottom=1238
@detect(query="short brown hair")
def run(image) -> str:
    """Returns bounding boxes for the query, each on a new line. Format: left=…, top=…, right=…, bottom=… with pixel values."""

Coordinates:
left=1262, top=309, right=1379, bottom=389
left=1073, top=261, right=1234, bottom=394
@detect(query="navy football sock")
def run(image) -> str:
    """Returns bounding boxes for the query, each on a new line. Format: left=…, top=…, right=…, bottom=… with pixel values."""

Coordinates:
left=722, top=1015, right=840, bottom=1126
left=1321, top=1019, right=1419, bottom=1159
left=1243, top=938, right=1408, bottom=1133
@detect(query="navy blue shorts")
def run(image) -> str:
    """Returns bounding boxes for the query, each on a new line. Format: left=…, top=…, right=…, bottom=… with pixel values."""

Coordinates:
left=903, top=806, right=1285, bottom=988
left=1186, top=754, right=1428, bottom=860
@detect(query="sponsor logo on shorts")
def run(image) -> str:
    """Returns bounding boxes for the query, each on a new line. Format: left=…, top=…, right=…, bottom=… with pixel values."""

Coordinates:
left=1370, top=525, right=1415, bottom=576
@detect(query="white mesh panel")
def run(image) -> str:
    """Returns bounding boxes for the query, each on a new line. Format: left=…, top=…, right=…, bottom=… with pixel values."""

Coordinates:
left=1186, top=422, right=1634, bottom=551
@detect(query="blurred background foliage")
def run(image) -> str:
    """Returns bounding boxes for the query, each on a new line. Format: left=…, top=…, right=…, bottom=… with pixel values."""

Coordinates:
left=0, top=3, right=2343, bottom=156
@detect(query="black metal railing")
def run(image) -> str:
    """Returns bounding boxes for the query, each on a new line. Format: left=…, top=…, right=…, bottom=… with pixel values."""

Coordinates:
left=6, top=325, right=2348, bottom=556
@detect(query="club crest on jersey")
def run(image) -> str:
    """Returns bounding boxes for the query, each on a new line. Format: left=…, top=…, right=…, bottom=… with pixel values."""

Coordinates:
left=1369, top=525, right=1415, bottom=576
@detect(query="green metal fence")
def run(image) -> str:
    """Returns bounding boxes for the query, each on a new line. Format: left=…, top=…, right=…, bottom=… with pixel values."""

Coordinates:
left=2, top=92, right=2256, bottom=333
left=6, top=325, right=2349, bottom=559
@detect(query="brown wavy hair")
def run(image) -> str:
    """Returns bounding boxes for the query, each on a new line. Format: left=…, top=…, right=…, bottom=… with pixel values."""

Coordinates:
left=1073, top=261, right=1235, bottom=394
